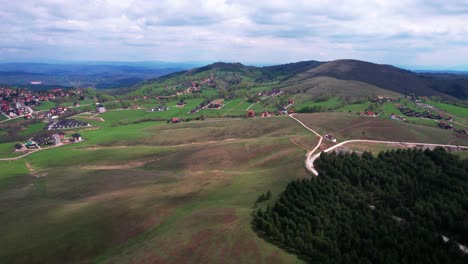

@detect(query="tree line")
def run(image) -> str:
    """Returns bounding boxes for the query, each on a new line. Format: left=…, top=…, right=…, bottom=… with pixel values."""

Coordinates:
left=253, top=147, right=467, bottom=263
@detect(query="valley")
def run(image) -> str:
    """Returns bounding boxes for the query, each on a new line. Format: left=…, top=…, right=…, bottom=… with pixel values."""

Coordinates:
left=0, top=59, right=467, bottom=263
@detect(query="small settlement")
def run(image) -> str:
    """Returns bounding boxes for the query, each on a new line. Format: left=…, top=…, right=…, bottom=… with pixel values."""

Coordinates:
left=15, top=132, right=83, bottom=151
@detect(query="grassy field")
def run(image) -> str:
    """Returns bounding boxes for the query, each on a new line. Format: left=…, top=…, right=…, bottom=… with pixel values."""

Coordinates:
left=294, top=113, right=468, bottom=146
left=0, top=142, right=23, bottom=159
left=0, top=116, right=318, bottom=264
left=19, top=122, right=46, bottom=137
left=279, top=76, right=402, bottom=98
left=427, top=100, right=468, bottom=119
left=295, top=97, right=342, bottom=110
left=337, top=101, right=370, bottom=113
left=1, top=107, right=467, bottom=264
left=33, top=101, right=57, bottom=111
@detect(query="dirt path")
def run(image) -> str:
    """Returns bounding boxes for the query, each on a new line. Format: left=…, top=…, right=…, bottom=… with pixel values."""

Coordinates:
left=289, top=114, right=323, bottom=174
left=289, top=113, right=468, bottom=254
left=288, top=114, right=468, bottom=176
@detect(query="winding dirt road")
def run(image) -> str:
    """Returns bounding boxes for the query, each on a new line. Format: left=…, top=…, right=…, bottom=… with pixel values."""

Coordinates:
left=289, top=114, right=468, bottom=176
left=289, top=114, right=468, bottom=253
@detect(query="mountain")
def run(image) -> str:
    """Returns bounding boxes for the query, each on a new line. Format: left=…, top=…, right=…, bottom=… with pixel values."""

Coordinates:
left=0, top=62, right=192, bottom=89
left=286, top=59, right=439, bottom=96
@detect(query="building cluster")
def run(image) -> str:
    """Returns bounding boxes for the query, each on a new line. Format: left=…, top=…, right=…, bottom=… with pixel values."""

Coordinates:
left=390, top=113, right=406, bottom=121
left=371, top=96, right=399, bottom=103
left=399, top=106, right=449, bottom=121
left=207, top=100, right=223, bottom=109
left=46, top=119, right=91, bottom=130
left=148, top=106, right=169, bottom=112
left=360, top=111, right=377, bottom=117
left=0, top=88, right=35, bottom=118
left=189, top=100, right=212, bottom=114
left=259, top=88, right=283, bottom=98
left=1, top=87, right=85, bottom=119
left=438, top=122, right=453, bottom=129
left=19, top=133, right=83, bottom=150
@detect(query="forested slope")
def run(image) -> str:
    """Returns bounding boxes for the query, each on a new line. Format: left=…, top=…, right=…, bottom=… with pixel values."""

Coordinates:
left=253, top=148, right=468, bottom=263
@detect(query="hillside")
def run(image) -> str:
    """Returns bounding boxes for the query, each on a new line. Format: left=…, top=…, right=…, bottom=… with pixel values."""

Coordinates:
left=129, top=59, right=468, bottom=101
left=286, top=60, right=435, bottom=95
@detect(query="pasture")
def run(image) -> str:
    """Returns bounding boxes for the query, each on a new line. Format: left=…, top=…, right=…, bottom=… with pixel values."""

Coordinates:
left=294, top=113, right=468, bottom=146
left=0, top=116, right=316, bottom=264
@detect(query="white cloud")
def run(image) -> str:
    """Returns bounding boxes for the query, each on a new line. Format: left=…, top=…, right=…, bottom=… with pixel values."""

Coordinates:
left=0, top=0, right=467, bottom=66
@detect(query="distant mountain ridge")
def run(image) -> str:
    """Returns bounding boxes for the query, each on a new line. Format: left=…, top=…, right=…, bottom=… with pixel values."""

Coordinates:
left=131, top=59, right=468, bottom=100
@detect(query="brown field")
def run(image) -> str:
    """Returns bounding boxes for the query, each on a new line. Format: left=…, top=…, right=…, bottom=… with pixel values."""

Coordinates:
left=294, top=113, right=468, bottom=146
left=0, top=117, right=313, bottom=264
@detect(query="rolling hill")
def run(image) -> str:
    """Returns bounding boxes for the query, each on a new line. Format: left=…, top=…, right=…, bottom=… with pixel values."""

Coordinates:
left=129, top=59, right=468, bottom=100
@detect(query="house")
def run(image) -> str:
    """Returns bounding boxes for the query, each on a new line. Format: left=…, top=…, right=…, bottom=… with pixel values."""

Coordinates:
left=390, top=113, right=406, bottom=121
left=260, top=112, right=271, bottom=118
left=246, top=110, right=255, bottom=118
left=71, top=133, right=82, bottom=142
left=288, top=99, right=295, bottom=104
left=324, top=134, right=337, bottom=143
left=73, top=102, right=80, bottom=107
left=438, top=122, right=453, bottom=129
left=25, top=141, right=39, bottom=149
left=14, top=143, right=24, bottom=150
left=58, top=132, right=65, bottom=139
left=361, top=111, right=376, bottom=117
left=52, top=134, right=62, bottom=145
left=171, top=117, right=180, bottom=123
left=96, top=105, right=106, bottom=113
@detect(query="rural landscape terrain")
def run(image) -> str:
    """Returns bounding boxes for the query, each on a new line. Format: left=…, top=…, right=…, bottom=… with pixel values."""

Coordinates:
left=0, top=59, right=467, bottom=263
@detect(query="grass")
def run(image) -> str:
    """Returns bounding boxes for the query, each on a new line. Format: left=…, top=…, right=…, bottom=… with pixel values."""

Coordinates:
left=0, top=142, right=23, bottom=158
left=427, top=100, right=468, bottom=119
left=1, top=107, right=467, bottom=263
left=294, top=112, right=468, bottom=146
left=33, top=101, right=57, bottom=111
left=19, top=122, right=46, bottom=137
left=0, top=160, right=28, bottom=189
left=337, top=101, right=370, bottom=113
left=0, top=117, right=318, bottom=264
left=0, top=115, right=7, bottom=121
left=297, top=97, right=342, bottom=109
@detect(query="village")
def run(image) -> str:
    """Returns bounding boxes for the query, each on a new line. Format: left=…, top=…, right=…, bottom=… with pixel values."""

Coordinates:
left=0, top=87, right=86, bottom=120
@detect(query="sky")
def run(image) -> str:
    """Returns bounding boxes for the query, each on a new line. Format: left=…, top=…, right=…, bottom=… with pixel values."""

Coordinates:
left=1, top=0, right=468, bottom=67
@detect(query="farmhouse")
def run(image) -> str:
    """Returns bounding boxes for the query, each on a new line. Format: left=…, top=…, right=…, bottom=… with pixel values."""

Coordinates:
left=71, top=133, right=82, bottom=142
left=361, top=111, right=376, bottom=117
left=246, top=110, right=255, bottom=118
left=438, top=122, right=453, bottom=129
left=390, top=113, right=406, bottom=121
left=171, top=117, right=180, bottom=123
left=25, top=141, right=40, bottom=149
left=324, top=134, right=337, bottom=143
left=96, top=105, right=107, bottom=113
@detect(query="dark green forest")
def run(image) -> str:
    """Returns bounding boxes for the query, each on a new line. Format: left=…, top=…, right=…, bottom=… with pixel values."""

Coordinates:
left=253, top=148, right=468, bottom=263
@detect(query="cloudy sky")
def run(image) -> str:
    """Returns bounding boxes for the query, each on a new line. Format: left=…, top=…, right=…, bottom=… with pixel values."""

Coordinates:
left=1, top=0, right=468, bottom=67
